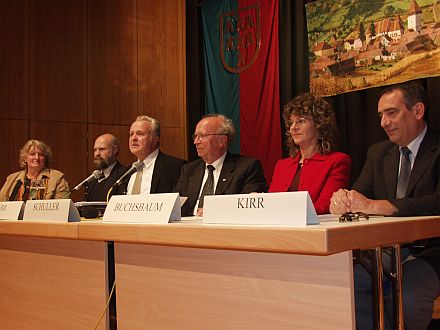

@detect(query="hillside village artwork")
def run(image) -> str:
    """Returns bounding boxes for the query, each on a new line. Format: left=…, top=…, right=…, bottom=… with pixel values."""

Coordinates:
left=306, top=0, right=440, bottom=96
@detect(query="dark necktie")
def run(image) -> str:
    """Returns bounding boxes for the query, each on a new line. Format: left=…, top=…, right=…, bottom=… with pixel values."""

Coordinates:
left=396, top=147, right=411, bottom=199
left=198, top=165, right=215, bottom=208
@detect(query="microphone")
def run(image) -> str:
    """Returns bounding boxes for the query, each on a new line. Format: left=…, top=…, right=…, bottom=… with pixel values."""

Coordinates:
left=72, top=170, right=104, bottom=192
left=113, top=161, right=144, bottom=188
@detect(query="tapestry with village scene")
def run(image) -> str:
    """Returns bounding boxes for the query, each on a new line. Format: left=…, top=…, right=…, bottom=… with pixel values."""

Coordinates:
left=306, top=0, right=440, bottom=96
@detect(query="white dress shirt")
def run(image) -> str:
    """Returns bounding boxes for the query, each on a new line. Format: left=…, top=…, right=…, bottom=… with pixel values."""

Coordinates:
left=126, top=149, right=159, bottom=194
left=399, top=124, right=427, bottom=173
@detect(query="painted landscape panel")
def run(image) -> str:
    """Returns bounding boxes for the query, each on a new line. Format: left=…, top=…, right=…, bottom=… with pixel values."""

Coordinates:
left=306, top=0, right=440, bottom=96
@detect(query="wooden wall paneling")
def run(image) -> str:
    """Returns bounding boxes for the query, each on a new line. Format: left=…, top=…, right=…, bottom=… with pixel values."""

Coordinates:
left=29, top=0, right=87, bottom=123
left=138, top=0, right=187, bottom=158
left=29, top=121, right=87, bottom=201
left=87, top=123, right=136, bottom=174
left=160, top=127, right=188, bottom=160
left=0, top=0, right=29, bottom=119
left=0, top=120, right=29, bottom=186
left=88, top=0, right=138, bottom=126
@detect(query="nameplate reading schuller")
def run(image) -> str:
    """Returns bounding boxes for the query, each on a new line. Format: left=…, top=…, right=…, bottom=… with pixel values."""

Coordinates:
left=203, top=191, right=318, bottom=226
left=103, top=193, right=181, bottom=224
left=23, top=199, right=80, bottom=222
left=0, top=201, right=25, bottom=220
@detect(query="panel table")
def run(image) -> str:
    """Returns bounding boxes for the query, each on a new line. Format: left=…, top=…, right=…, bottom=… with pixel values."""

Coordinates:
left=80, top=215, right=440, bottom=329
left=0, top=221, right=108, bottom=330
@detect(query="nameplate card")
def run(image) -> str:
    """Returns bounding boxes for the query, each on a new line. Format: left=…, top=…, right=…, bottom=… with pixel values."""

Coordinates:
left=0, top=201, right=25, bottom=220
left=203, top=191, right=318, bottom=226
left=103, top=193, right=181, bottom=224
left=23, top=199, right=80, bottom=222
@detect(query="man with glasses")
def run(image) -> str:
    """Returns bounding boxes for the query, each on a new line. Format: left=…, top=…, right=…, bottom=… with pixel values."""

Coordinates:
left=126, top=115, right=186, bottom=195
left=330, top=82, right=440, bottom=330
left=175, top=114, right=267, bottom=216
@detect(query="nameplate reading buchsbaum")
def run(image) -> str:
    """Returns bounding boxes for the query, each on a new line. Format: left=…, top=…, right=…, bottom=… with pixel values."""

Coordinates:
left=203, top=191, right=318, bottom=226
left=103, top=193, right=181, bottom=224
left=0, top=201, right=25, bottom=220
left=23, top=199, right=80, bottom=222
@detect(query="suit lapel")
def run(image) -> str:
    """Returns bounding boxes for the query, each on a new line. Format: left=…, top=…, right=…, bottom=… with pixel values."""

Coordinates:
left=215, top=153, right=233, bottom=194
left=384, top=146, right=400, bottom=198
left=189, top=161, right=205, bottom=200
left=407, top=132, right=437, bottom=195
left=150, top=152, right=162, bottom=193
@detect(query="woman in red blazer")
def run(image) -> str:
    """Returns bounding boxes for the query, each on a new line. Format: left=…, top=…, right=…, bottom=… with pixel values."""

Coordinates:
left=269, top=93, right=351, bottom=214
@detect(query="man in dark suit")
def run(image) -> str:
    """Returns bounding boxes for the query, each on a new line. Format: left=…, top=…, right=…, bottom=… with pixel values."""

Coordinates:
left=175, top=114, right=267, bottom=216
left=86, top=134, right=129, bottom=201
left=126, top=115, right=185, bottom=194
left=330, top=82, right=440, bottom=330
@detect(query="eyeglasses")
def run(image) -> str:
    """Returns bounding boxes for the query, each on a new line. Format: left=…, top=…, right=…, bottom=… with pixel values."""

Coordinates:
left=192, top=133, right=226, bottom=141
left=288, top=117, right=311, bottom=127
left=339, top=212, right=370, bottom=223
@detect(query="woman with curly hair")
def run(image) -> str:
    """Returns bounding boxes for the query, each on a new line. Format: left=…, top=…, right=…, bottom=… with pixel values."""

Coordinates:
left=0, top=139, right=70, bottom=201
left=269, top=93, right=351, bottom=214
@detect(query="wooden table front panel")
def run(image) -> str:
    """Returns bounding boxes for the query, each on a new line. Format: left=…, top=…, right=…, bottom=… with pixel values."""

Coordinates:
left=115, top=243, right=355, bottom=330
left=0, top=235, right=108, bottom=330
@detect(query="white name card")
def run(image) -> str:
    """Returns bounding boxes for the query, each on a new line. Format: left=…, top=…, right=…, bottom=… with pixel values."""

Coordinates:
left=203, top=191, right=318, bottom=226
left=23, top=199, right=80, bottom=222
left=0, top=201, right=25, bottom=220
left=103, top=193, right=181, bottom=224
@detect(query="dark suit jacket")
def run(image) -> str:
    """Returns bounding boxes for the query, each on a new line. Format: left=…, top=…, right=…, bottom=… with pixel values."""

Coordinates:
left=175, top=152, right=267, bottom=216
left=150, top=151, right=186, bottom=194
left=353, top=129, right=440, bottom=275
left=86, top=161, right=130, bottom=201
left=353, top=130, right=440, bottom=216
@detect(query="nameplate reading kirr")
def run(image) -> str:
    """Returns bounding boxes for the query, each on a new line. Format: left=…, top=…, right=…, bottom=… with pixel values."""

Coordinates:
left=237, top=197, right=264, bottom=209
left=203, top=192, right=318, bottom=226
left=0, top=201, right=25, bottom=220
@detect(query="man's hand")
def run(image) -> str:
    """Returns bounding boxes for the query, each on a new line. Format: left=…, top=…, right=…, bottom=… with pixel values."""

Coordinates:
left=330, top=189, right=351, bottom=214
left=331, top=189, right=398, bottom=216
left=346, top=190, right=371, bottom=213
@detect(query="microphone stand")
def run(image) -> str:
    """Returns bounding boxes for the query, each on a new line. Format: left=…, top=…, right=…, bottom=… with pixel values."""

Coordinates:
left=84, top=183, right=90, bottom=201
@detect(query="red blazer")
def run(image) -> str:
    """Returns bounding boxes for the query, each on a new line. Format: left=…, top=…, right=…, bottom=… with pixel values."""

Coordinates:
left=269, top=152, right=351, bottom=214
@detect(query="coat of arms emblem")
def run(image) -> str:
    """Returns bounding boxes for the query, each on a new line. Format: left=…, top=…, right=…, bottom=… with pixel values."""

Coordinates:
left=220, top=2, right=261, bottom=73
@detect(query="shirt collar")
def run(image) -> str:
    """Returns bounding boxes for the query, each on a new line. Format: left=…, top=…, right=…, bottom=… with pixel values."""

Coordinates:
left=141, top=148, right=159, bottom=169
left=292, top=152, right=328, bottom=163
left=100, top=162, right=117, bottom=181
left=206, top=152, right=227, bottom=171
left=402, top=124, right=427, bottom=158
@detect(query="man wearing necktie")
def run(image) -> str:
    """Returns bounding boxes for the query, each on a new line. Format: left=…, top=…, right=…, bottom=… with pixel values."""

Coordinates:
left=175, top=114, right=267, bottom=216
left=86, top=134, right=129, bottom=201
left=126, top=115, right=186, bottom=195
left=330, top=82, right=440, bottom=330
